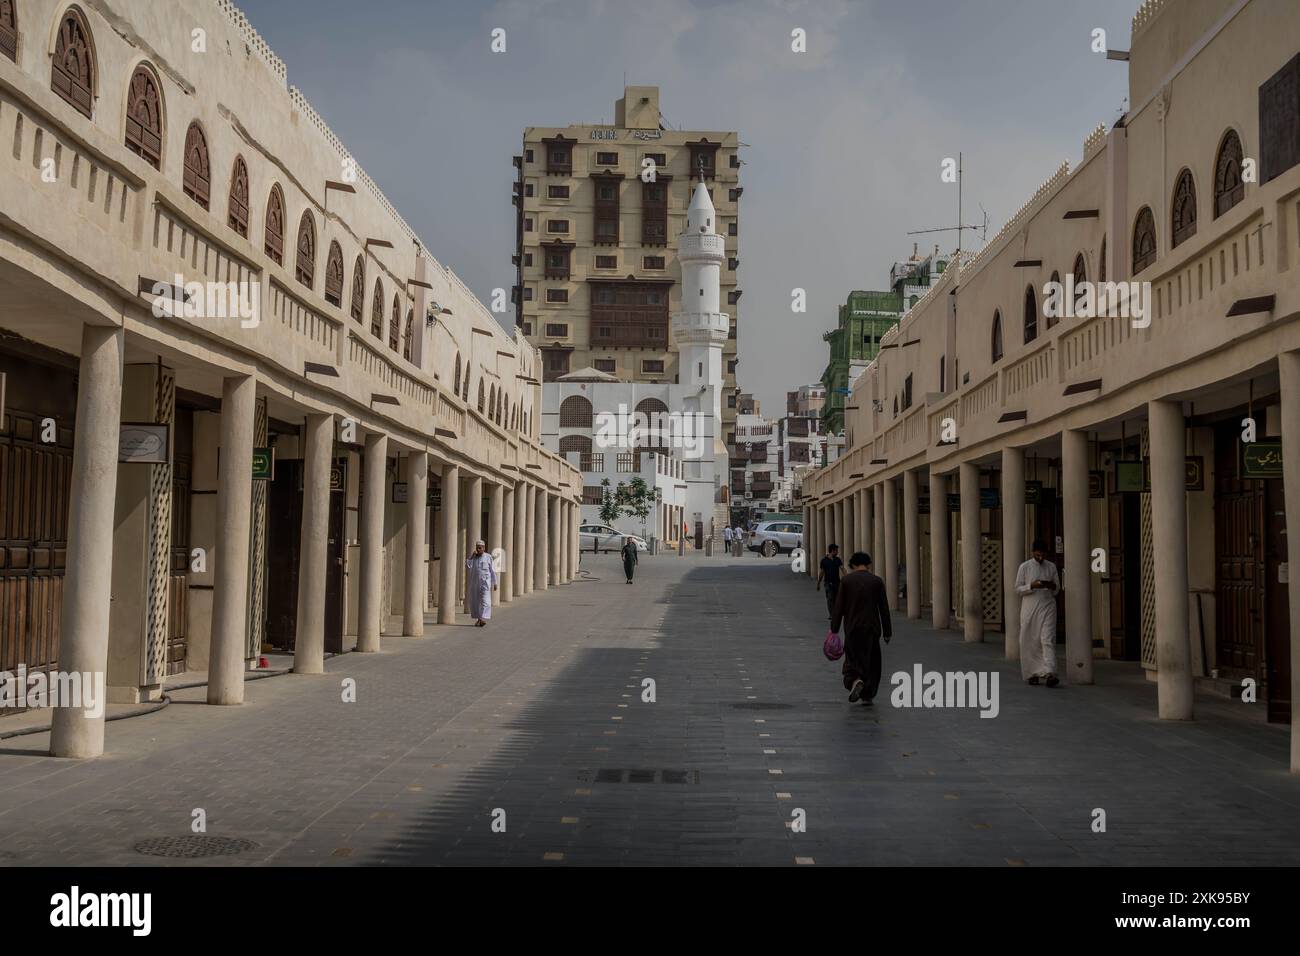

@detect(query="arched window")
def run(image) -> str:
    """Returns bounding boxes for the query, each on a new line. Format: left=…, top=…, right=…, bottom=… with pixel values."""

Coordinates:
left=1132, top=206, right=1157, bottom=275
left=991, top=310, right=1003, bottom=363
left=559, top=435, right=592, bottom=459
left=295, top=211, right=316, bottom=288
left=182, top=122, right=210, bottom=209
left=498, top=391, right=505, bottom=424
left=1214, top=129, right=1245, bottom=218
left=635, top=397, right=669, bottom=417
left=0, top=0, right=17, bottom=63
left=388, top=294, right=400, bottom=351
left=1046, top=271, right=1062, bottom=329
left=124, top=64, right=163, bottom=169
left=1023, top=286, right=1037, bottom=345
left=453, top=354, right=461, bottom=395
left=324, top=241, right=344, bottom=307
left=51, top=8, right=94, bottom=117
left=489, top=385, right=497, bottom=420
left=559, top=395, right=593, bottom=427
left=228, top=156, right=249, bottom=237
left=1171, top=168, right=1197, bottom=248
left=265, top=184, right=285, bottom=264
left=1098, top=236, right=1107, bottom=283
left=402, top=309, right=414, bottom=361
left=511, top=402, right=516, bottom=431
left=478, top=380, right=486, bottom=413
left=462, top=366, right=470, bottom=402
left=369, top=280, right=383, bottom=339
left=349, top=257, right=365, bottom=322
left=1072, top=253, right=1087, bottom=313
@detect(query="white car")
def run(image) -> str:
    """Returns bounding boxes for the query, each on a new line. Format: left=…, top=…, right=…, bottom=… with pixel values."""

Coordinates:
left=748, top=520, right=804, bottom=557
left=578, top=525, right=647, bottom=553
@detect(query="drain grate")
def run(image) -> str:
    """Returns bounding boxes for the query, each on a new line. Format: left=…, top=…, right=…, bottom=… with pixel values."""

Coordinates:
left=133, top=836, right=259, bottom=859
left=730, top=702, right=793, bottom=710
left=592, top=768, right=700, bottom=785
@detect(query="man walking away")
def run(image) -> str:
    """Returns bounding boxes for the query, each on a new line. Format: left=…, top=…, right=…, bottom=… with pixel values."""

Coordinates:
left=816, top=544, right=843, bottom=619
left=1016, top=539, right=1061, bottom=687
left=831, top=552, right=892, bottom=705
left=734, top=525, right=745, bottom=556
left=723, top=525, right=734, bottom=555
left=621, top=535, right=639, bottom=584
left=465, top=539, right=497, bottom=628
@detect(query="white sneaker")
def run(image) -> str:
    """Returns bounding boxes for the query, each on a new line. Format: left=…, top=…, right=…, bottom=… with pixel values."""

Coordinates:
left=848, top=679, right=864, bottom=703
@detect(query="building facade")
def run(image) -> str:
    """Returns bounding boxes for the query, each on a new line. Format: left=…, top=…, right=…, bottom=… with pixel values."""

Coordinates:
left=542, top=181, right=731, bottom=549
left=514, top=85, right=743, bottom=457
left=802, top=0, right=1300, bottom=771
left=0, top=0, right=582, bottom=757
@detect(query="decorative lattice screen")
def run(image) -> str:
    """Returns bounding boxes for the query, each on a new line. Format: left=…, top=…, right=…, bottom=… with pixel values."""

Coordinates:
left=1140, top=424, right=1156, bottom=669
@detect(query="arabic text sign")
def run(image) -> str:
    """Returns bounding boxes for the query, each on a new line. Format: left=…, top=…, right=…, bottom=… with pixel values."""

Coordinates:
left=1243, top=441, right=1283, bottom=478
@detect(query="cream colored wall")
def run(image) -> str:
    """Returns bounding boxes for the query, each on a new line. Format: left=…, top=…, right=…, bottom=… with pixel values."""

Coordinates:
left=0, top=0, right=580, bottom=501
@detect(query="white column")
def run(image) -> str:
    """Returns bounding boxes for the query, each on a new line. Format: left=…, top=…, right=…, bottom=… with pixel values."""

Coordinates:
left=804, top=505, right=814, bottom=576
left=844, top=494, right=855, bottom=554
left=294, top=413, right=332, bottom=674
left=534, top=487, right=548, bottom=591
left=1062, top=429, right=1093, bottom=684
left=501, top=485, right=515, bottom=604
left=357, top=432, right=386, bottom=652
left=403, top=451, right=428, bottom=636
left=904, top=469, right=921, bottom=619
left=49, top=324, right=124, bottom=758
left=856, top=490, right=868, bottom=560
left=872, top=484, right=886, bottom=586
left=549, top=493, right=561, bottom=586
left=883, top=478, right=899, bottom=611
left=524, top=483, right=536, bottom=594
left=960, top=462, right=983, bottom=642
left=1149, top=399, right=1193, bottom=719
left=1002, top=447, right=1025, bottom=661
left=437, top=462, right=459, bottom=625
left=930, top=471, right=950, bottom=630
left=488, top=481, right=504, bottom=600
left=1276, top=351, right=1300, bottom=771
left=206, top=374, right=256, bottom=707
left=514, top=480, right=528, bottom=595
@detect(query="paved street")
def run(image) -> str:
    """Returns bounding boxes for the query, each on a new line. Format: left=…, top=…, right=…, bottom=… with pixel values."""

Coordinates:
left=2, top=552, right=1299, bottom=867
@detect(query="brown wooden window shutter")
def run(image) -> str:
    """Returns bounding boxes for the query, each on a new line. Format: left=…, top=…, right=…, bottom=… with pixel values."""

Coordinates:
left=182, top=122, right=211, bottom=210
left=124, top=66, right=163, bottom=169
left=265, top=185, right=286, bottom=264
left=228, top=156, right=250, bottom=237
left=52, top=10, right=94, bottom=118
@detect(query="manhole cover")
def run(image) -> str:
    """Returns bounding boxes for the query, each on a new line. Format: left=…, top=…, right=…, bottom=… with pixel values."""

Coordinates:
left=591, top=768, right=700, bottom=784
left=133, top=836, right=259, bottom=859
left=730, top=702, right=793, bottom=710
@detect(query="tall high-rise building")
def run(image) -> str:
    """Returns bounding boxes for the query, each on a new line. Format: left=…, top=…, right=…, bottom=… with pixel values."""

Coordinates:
left=514, top=85, right=742, bottom=448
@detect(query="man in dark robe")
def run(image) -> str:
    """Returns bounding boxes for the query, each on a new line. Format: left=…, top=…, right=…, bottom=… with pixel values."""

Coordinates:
left=830, top=552, right=892, bottom=705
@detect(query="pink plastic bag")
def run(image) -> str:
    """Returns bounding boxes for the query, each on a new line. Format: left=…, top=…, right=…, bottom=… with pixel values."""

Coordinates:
left=823, top=629, right=844, bottom=661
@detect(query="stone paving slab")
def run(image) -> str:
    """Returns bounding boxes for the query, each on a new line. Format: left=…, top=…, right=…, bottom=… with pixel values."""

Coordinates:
left=0, top=552, right=1298, bottom=866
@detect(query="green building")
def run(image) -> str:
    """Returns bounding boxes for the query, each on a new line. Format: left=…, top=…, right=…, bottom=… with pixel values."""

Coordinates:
left=819, top=248, right=950, bottom=434
left=819, top=290, right=903, bottom=434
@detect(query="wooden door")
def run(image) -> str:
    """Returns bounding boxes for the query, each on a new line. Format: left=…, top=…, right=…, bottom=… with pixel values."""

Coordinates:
left=167, top=406, right=193, bottom=675
left=1264, top=477, right=1290, bottom=723
left=1214, top=425, right=1264, bottom=679
left=324, top=457, right=346, bottom=654
left=265, top=459, right=303, bottom=650
left=0, top=410, right=72, bottom=712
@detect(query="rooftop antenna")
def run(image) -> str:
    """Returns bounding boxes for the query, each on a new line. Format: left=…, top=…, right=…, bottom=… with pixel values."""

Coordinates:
left=906, top=151, right=988, bottom=256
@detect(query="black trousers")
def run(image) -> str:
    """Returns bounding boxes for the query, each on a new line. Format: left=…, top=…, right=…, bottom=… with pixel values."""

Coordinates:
left=824, top=582, right=838, bottom=618
left=623, top=559, right=636, bottom=581
left=841, top=627, right=883, bottom=700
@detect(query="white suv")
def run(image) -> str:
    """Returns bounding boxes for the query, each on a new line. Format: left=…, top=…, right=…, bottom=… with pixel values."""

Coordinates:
left=748, top=520, right=803, bottom=557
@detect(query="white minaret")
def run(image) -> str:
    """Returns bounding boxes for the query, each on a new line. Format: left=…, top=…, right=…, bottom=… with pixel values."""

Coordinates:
left=671, top=180, right=730, bottom=422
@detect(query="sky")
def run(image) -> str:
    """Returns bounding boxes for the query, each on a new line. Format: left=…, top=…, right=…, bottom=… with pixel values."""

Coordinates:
left=238, top=0, right=1137, bottom=416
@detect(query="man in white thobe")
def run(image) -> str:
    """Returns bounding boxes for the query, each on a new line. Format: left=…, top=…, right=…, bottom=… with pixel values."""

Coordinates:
left=465, top=539, right=497, bottom=627
left=1015, top=539, right=1061, bottom=687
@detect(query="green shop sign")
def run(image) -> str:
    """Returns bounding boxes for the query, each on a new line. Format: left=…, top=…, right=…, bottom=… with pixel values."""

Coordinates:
left=1243, top=441, right=1283, bottom=478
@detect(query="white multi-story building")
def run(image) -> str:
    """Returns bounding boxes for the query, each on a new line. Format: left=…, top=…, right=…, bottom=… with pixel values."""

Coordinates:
left=733, top=413, right=778, bottom=518
left=542, top=182, right=731, bottom=547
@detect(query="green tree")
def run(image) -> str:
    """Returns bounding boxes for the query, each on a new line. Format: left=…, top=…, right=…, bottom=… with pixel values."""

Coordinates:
left=597, top=476, right=661, bottom=535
